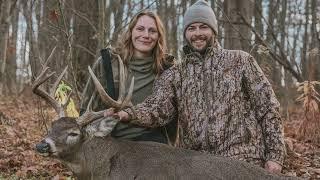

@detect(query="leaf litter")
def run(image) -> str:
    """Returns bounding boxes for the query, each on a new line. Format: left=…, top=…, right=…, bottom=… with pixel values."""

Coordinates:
left=0, top=93, right=319, bottom=179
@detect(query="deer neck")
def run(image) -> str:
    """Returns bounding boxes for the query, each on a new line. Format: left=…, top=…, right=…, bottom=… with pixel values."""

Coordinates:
left=61, top=152, right=83, bottom=175
left=61, top=136, right=122, bottom=177
left=57, top=141, right=85, bottom=175
left=79, top=136, right=120, bottom=177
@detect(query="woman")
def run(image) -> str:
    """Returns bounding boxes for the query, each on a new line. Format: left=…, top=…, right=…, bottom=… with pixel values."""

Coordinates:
left=80, top=10, right=176, bottom=144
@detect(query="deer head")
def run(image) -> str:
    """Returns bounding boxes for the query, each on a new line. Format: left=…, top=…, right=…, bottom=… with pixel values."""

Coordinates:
left=34, top=48, right=134, bottom=158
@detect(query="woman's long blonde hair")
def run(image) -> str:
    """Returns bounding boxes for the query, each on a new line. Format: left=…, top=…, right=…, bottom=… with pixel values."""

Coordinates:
left=115, top=10, right=167, bottom=75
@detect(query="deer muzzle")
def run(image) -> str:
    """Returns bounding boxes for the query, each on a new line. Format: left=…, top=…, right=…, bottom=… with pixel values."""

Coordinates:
left=36, top=140, right=51, bottom=155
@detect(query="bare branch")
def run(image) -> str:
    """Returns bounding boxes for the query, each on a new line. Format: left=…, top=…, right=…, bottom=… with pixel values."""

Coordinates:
left=69, top=8, right=97, bottom=33
left=238, top=12, right=303, bottom=82
left=74, top=44, right=96, bottom=57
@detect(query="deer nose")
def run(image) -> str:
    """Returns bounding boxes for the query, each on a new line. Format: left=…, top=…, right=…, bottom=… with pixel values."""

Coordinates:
left=36, top=141, right=50, bottom=153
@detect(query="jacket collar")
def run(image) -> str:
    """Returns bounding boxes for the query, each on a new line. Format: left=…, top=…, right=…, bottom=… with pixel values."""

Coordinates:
left=182, top=41, right=221, bottom=64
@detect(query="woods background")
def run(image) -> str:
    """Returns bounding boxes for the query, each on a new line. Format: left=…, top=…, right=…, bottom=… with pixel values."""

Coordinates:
left=0, top=0, right=320, bottom=109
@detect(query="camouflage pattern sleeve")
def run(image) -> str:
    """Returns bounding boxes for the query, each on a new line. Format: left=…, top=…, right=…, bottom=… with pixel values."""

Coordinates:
left=123, top=67, right=177, bottom=128
left=242, top=55, right=286, bottom=165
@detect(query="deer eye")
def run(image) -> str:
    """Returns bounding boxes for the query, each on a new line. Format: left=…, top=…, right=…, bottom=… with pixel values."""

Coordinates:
left=68, top=132, right=79, bottom=137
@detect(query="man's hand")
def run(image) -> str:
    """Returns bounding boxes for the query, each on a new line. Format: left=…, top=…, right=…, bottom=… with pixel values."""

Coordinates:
left=264, top=161, right=282, bottom=174
left=104, top=108, right=130, bottom=122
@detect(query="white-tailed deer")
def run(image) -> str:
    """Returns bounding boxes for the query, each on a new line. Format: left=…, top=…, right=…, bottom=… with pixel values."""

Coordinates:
left=34, top=50, right=298, bottom=180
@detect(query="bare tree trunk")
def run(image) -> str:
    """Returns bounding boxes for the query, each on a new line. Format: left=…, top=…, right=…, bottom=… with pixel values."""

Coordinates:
left=309, top=0, right=320, bottom=81
left=279, top=0, right=287, bottom=55
left=301, top=0, right=310, bottom=80
left=253, top=0, right=263, bottom=64
left=210, top=0, right=215, bottom=10
left=37, top=0, right=52, bottom=66
left=254, top=0, right=263, bottom=44
left=22, top=1, right=41, bottom=80
left=223, top=0, right=240, bottom=49
left=310, top=0, right=319, bottom=49
left=286, top=17, right=302, bottom=110
left=72, top=0, right=99, bottom=89
left=0, top=0, right=15, bottom=94
left=266, top=0, right=281, bottom=88
left=169, top=0, right=178, bottom=57
left=286, top=0, right=294, bottom=94
left=98, top=0, right=106, bottom=50
left=215, top=0, right=223, bottom=44
left=163, top=0, right=169, bottom=51
left=17, top=26, right=29, bottom=93
left=223, top=0, right=253, bottom=51
left=156, top=0, right=163, bottom=23
left=6, top=6, right=19, bottom=94
left=279, top=0, right=289, bottom=117
left=111, top=0, right=126, bottom=45
left=106, top=0, right=112, bottom=42
left=181, top=0, right=187, bottom=16
left=126, top=0, right=133, bottom=20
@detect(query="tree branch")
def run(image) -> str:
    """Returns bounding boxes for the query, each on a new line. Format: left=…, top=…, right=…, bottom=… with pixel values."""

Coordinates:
left=238, top=12, right=303, bottom=82
left=69, top=8, right=97, bottom=33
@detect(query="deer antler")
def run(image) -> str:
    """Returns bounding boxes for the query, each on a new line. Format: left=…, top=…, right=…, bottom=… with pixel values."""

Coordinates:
left=76, top=55, right=134, bottom=126
left=33, top=47, right=134, bottom=129
left=76, top=94, right=106, bottom=126
left=88, top=52, right=134, bottom=110
left=32, top=47, right=70, bottom=118
left=87, top=66, right=134, bottom=109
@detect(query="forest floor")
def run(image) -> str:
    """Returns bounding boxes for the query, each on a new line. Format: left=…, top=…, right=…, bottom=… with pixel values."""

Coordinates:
left=0, top=90, right=320, bottom=180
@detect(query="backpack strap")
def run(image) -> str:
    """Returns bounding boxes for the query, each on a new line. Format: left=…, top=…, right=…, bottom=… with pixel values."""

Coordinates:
left=100, top=48, right=116, bottom=100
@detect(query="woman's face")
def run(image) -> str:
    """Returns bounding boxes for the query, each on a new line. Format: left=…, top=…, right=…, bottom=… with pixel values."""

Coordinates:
left=131, top=15, right=159, bottom=58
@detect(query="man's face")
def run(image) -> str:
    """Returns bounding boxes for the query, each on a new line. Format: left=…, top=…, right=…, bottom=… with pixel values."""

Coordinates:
left=185, top=22, right=214, bottom=53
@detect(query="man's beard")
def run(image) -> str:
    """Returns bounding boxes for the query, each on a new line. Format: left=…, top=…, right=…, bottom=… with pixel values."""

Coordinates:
left=187, top=35, right=213, bottom=54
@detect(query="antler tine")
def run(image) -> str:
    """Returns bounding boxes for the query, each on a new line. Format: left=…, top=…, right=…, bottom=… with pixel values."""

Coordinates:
left=33, top=67, right=55, bottom=88
left=43, top=46, right=57, bottom=68
left=111, top=53, right=126, bottom=103
left=88, top=66, right=122, bottom=109
left=120, top=76, right=134, bottom=109
left=76, top=61, right=134, bottom=127
left=76, top=94, right=104, bottom=126
left=32, top=66, right=65, bottom=117
left=87, top=93, right=95, bottom=112
left=76, top=94, right=95, bottom=125
left=32, top=47, right=70, bottom=118
left=76, top=94, right=93, bottom=125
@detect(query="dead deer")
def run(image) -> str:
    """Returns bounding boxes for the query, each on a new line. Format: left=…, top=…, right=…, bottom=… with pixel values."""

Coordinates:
left=34, top=50, right=298, bottom=180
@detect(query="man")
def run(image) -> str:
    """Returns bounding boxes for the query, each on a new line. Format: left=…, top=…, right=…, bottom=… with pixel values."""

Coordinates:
left=107, top=0, right=285, bottom=174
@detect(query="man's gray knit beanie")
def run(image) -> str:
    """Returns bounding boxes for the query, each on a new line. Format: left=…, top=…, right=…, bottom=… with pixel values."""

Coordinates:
left=183, top=0, right=218, bottom=35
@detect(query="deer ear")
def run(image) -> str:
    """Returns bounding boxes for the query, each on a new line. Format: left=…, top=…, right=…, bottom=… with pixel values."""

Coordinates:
left=84, top=117, right=119, bottom=137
